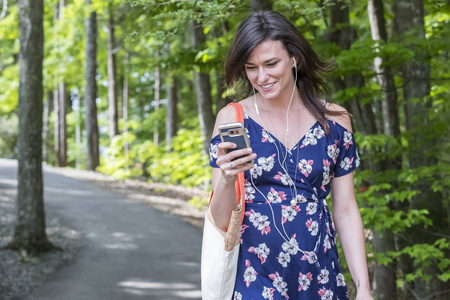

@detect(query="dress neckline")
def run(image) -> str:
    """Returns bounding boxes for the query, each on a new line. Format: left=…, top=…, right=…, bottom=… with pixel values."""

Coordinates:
left=245, top=113, right=320, bottom=152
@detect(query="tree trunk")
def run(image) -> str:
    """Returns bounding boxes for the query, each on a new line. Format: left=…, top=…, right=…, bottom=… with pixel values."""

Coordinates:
left=123, top=52, right=129, bottom=158
left=42, top=90, right=53, bottom=161
left=367, top=1, right=400, bottom=299
left=393, top=0, right=431, bottom=167
left=7, top=0, right=54, bottom=254
left=368, top=0, right=399, bottom=139
left=84, top=0, right=99, bottom=171
left=191, top=20, right=215, bottom=154
left=57, top=82, right=67, bottom=167
left=250, top=0, right=272, bottom=11
left=153, top=66, right=160, bottom=146
left=393, top=1, right=446, bottom=298
left=327, top=1, right=377, bottom=137
left=165, top=74, right=178, bottom=152
left=53, top=86, right=58, bottom=153
left=75, top=96, right=81, bottom=169
left=107, top=2, right=119, bottom=141
left=53, top=0, right=67, bottom=168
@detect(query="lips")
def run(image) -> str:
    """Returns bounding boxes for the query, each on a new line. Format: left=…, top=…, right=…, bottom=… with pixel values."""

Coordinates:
left=259, top=82, right=276, bottom=91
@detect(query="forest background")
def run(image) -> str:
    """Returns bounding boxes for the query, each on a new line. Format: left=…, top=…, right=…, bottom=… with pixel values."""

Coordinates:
left=0, top=0, right=449, bottom=299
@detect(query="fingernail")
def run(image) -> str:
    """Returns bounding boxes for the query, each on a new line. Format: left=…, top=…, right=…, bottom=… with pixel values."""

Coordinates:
left=247, top=148, right=252, bottom=153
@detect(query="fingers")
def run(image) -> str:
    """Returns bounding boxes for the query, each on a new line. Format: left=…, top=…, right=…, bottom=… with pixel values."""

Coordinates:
left=217, top=143, right=255, bottom=166
left=216, top=142, right=256, bottom=179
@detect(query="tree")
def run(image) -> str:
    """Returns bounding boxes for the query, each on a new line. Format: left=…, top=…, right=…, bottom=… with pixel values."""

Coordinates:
left=6, top=0, right=54, bottom=253
left=107, top=1, right=119, bottom=141
left=165, top=74, right=178, bottom=151
left=367, top=1, right=400, bottom=299
left=55, top=0, right=67, bottom=167
left=84, top=0, right=99, bottom=171
left=393, top=1, right=447, bottom=298
left=191, top=19, right=214, bottom=154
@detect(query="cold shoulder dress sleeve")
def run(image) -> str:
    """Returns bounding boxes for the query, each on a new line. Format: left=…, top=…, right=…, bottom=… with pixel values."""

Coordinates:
left=209, top=112, right=360, bottom=300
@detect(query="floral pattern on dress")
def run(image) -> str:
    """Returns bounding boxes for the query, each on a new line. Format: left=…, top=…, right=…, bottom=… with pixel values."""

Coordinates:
left=248, top=243, right=270, bottom=264
left=269, top=272, right=290, bottom=299
left=245, top=209, right=271, bottom=235
left=298, top=272, right=313, bottom=291
left=209, top=113, right=359, bottom=299
left=243, top=259, right=258, bottom=287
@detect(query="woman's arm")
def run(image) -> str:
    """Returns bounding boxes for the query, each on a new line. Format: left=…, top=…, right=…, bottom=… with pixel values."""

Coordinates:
left=331, top=173, right=373, bottom=299
left=210, top=105, right=256, bottom=231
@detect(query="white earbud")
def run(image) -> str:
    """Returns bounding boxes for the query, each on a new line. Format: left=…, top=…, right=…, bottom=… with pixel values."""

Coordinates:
left=293, top=57, right=296, bottom=67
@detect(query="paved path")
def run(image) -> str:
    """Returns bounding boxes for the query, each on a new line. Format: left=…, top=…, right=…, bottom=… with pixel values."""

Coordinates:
left=0, top=159, right=202, bottom=300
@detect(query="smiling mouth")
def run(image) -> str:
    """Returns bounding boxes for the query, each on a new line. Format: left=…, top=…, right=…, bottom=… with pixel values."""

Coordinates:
left=260, top=83, right=275, bottom=89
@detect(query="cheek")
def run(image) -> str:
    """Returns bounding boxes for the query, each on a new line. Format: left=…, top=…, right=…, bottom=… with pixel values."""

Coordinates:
left=245, top=71, right=257, bottom=84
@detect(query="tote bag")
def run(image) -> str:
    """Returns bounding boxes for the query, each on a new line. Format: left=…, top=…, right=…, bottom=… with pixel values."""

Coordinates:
left=201, top=103, right=246, bottom=300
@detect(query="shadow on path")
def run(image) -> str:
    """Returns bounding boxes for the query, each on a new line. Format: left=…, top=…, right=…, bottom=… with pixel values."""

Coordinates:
left=0, top=159, right=202, bottom=300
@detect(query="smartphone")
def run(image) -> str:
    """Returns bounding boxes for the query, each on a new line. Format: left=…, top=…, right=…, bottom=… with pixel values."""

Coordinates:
left=218, top=122, right=253, bottom=165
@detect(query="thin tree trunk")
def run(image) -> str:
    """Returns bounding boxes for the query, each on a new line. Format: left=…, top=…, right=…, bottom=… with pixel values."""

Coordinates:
left=58, top=82, right=67, bottom=167
left=42, top=90, right=53, bottom=161
left=368, top=1, right=400, bottom=299
left=368, top=0, right=399, bottom=139
left=54, top=0, right=67, bottom=167
left=165, top=74, right=178, bottom=152
left=75, top=97, right=81, bottom=169
left=191, top=20, right=215, bottom=154
left=85, top=0, right=99, bottom=171
left=153, top=65, right=160, bottom=146
left=107, top=2, right=119, bottom=141
left=212, top=23, right=231, bottom=113
left=250, top=0, right=272, bottom=11
left=123, top=52, right=129, bottom=158
left=7, top=0, right=54, bottom=253
left=53, top=87, right=58, bottom=154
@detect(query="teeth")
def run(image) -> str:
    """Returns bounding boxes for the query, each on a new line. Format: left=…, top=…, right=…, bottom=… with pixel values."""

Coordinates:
left=261, top=83, right=274, bottom=89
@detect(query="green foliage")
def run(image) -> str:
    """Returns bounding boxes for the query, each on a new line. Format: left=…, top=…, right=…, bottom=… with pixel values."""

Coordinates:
left=98, top=125, right=210, bottom=188
left=0, top=115, right=18, bottom=158
left=189, top=196, right=209, bottom=209
left=149, top=128, right=210, bottom=187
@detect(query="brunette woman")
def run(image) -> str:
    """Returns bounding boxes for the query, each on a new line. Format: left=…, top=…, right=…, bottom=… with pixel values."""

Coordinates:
left=209, top=11, right=373, bottom=300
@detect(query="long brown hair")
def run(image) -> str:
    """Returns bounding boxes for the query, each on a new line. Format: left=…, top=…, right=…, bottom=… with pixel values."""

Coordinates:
left=224, top=11, right=345, bottom=133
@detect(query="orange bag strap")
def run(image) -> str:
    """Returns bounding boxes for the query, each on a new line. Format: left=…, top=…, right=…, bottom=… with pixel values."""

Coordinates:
left=227, top=103, right=246, bottom=224
left=208, top=103, right=246, bottom=225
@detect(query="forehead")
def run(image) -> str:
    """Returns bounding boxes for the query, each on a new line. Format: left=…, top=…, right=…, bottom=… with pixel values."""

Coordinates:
left=247, top=40, right=288, bottom=63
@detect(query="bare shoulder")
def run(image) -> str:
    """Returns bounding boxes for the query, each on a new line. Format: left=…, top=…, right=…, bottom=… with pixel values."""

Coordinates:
left=212, top=104, right=237, bottom=137
left=325, top=102, right=353, bottom=132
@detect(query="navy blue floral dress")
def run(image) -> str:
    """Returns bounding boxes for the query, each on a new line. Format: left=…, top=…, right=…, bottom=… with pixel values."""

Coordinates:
left=209, top=109, right=360, bottom=300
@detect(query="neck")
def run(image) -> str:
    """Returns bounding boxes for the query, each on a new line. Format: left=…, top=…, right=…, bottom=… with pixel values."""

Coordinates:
left=256, top=88, right=303, bottom=113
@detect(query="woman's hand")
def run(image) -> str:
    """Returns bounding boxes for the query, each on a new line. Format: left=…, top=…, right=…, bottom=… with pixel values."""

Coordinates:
left=215, top=142, right=256, bottom=184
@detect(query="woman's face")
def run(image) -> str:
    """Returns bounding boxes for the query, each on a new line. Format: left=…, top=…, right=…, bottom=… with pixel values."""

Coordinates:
left=244, top=39, right=295, bottom=101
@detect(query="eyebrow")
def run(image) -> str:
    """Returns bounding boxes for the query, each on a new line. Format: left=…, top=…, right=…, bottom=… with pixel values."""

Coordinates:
left=245, top=58, right=279, bottom=65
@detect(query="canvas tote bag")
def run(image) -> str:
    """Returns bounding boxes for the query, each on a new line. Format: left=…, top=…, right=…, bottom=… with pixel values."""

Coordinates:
left=201, top=103, right=246, bottom=300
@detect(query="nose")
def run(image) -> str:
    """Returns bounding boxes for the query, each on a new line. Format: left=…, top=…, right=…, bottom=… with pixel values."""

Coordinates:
left=257, top=67, right=269, bottom=83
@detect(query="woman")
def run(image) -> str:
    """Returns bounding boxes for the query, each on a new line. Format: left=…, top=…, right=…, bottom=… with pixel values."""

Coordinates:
left=209, top=11, right=373, bottom=300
